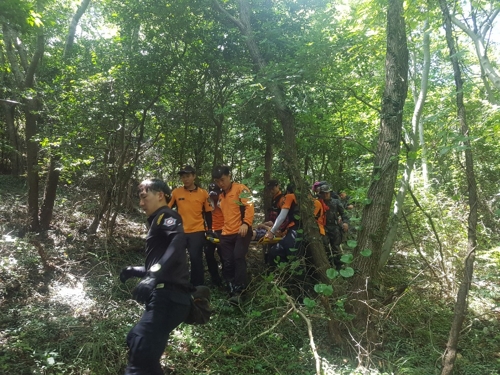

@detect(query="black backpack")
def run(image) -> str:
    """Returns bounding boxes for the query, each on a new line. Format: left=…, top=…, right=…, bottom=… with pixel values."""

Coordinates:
left=184, top=286, right=213, bottom=325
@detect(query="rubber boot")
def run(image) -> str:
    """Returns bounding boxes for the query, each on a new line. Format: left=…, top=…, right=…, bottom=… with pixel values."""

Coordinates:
left=228, top=284, right=244, bottom=306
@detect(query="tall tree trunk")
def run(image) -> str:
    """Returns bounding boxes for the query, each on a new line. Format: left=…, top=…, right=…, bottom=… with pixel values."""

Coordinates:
left=438, top=1, right=479, bottom=374
left=348, top=0, right=408, bottom=362
left=380, top=20, right=430, bottom=267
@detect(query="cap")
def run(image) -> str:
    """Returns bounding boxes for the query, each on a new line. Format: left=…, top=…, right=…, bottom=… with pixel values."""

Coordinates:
left=178, top=165, right=196, bottom=175
left=318, top=183, right=332, bottom=193
left=312, top=181, right=327, bottom=192
left=266, top=180, right=279, bottom=189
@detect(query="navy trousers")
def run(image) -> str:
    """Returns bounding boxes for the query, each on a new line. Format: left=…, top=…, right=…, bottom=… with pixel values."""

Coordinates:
left=219, top=231, right=252, bottom=287
left=124, top=288, right=191, bottom=375
left=186, top=231, right=207, bottom=286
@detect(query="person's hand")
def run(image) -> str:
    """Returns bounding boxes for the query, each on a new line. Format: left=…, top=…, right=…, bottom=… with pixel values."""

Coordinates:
left=132, top=276, right=156, bottom=303
left=264, top=230, right=275, bottom=240
left=206, top=230, right=219, bottom=239
left=342, top=223, right=349, bottom=232
left=120, top=266, right=146, bottom=283
left=238, top=223, right=249, bottom=237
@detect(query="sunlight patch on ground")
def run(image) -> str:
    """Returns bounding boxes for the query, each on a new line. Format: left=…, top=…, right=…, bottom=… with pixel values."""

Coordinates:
left=49, top=278, right=95, bottom=317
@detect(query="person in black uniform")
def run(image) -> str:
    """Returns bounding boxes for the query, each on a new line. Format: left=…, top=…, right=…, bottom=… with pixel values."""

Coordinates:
left=119, top=178, right=192, bottom=375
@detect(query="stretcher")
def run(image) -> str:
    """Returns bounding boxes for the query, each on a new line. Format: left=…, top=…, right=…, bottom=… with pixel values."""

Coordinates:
left=206, top=236, right=283, bottom=245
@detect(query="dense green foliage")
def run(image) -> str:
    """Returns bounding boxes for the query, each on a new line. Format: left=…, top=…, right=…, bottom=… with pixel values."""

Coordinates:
left=2, top=0, right=500, bottom=373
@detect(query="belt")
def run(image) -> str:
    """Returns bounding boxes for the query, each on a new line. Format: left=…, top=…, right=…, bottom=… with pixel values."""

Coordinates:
left=155, top=283, right=190, bottom=293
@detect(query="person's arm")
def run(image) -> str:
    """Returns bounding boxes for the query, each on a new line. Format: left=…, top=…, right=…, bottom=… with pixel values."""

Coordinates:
left=239, top=186, right=254, bottom=236
left=268, top=208, right=289, bottom=235
left=132, top=212, right=185, bottom=303
left=119, top=266, right=146, bottom=283
left=167, top=191, right=176, bottom=209
left=336, top=200, right=349, bottom=232
left=204, top=211, right=213, bottom=232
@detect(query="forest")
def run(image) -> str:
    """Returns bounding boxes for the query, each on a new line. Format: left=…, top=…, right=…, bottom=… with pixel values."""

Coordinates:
left=0, top=0, right=499, bottom=374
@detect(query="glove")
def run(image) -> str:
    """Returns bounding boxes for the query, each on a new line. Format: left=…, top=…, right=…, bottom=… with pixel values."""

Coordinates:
left=206, top=230, right=218, bottom=238
left=120, top=266, right=146, bottom=283
left=206, top=230, right=219, bottom=243
left=132, top=276, right=156, bottom=304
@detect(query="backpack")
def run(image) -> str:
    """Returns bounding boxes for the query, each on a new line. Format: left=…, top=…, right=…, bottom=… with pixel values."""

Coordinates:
left=184, top=286, right=213, bottom=325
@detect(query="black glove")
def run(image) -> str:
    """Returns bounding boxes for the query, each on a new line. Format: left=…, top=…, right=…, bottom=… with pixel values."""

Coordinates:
left=132, top=276, right=156, bottom=303
left=120, top=266, right=146, bottom=283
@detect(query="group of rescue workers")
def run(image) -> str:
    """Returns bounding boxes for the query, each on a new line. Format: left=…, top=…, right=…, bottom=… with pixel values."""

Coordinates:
left=118, top=165, right=354, bottom=374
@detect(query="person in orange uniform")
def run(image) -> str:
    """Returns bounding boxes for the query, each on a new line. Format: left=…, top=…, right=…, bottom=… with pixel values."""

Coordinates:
left=168, top=165, right=213, bottom=286
left=264, top=183, right=301, bottom=264
left=204, top=183, right=224, bottom=287
left=314, top=197, right=326, bottom=237
left=211, top=165, right=254, bottom=301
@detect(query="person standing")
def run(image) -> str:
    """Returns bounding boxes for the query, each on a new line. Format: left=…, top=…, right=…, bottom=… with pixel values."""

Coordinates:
left=211, top=165, right=254, bottom=302
left=169, top=165, right=213, bottom=286
left=317, top=183, right=349, bottom=269
left=119, top=178, right=191, bottom=375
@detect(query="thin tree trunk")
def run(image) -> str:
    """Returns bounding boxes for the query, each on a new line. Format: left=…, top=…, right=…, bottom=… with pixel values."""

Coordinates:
left=40, top=155, right=60, bottom=229
left=1, top=101, right=22, bottom=175
left=438, top=1, right=479, bottom=374
left=25, top=97, right=41, bottom=231
left=263, top=118, right=273, bottom=218
left=451, top=10, right=500, bottom=90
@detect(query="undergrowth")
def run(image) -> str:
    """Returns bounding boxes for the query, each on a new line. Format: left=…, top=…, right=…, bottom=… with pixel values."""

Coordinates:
left=1, top=175, right=499, bottom=374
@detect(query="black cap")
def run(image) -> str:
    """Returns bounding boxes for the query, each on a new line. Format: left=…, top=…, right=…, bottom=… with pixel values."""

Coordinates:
left=178, top=165, right=196, bottom=175
left=266, top=180, right=279, bottom=189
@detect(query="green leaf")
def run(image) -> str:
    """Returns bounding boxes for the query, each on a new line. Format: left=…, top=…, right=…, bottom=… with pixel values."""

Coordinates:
left=360, top=248, right=372, bottom=257
left=314, top=283, right=333, bottom=296
left=340, top=253, right=354, bottom=264
left=363, top=198, right=372, bottom=205
left=296, top=229, right=304, bottom=233
left=347, top=240, right=357, bottom=248
left=289, top=247, right=298, bottom=252
left=303, top=297, right=316, bottom=308
left=326, top=268, right=339, bottom=279
left=340, top=267, right=355, bottom=278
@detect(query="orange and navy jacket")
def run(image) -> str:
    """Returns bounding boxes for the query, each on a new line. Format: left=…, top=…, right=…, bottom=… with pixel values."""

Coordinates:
left=168, top=186, right=213, bottom=234
left=267, top=190, right=285, bottom=222
left=314, top=199, right=326, bottom=236
left=281, top=193, right=299, bottom=229
left=219, top=182, right=254, bottom=235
